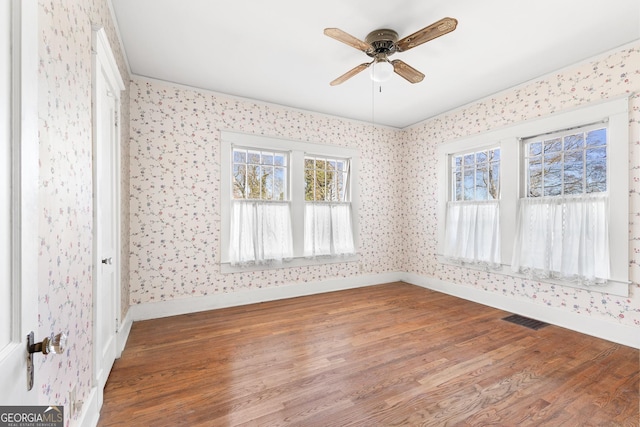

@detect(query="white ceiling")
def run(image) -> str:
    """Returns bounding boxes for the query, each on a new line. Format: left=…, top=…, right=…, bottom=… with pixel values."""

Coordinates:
left=110, top=0, right=640, bottom=128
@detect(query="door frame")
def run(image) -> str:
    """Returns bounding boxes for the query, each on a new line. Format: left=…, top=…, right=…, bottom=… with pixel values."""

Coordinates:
left=91, top=25, right=124, bottom=407
left=0, top=0, right=39, bottom=404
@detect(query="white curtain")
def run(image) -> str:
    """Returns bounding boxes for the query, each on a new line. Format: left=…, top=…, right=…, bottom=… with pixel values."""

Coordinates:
left=304, top=203, right=355, bottom=257
left=229, top=201, right=293, bottom=265
left=443, top=201, right=501, bottom=267
left=511, top=195, right=609, bottom=284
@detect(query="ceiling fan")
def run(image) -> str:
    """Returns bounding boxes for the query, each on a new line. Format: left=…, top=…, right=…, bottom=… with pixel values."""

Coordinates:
left=324, top=17, right=458, bottom=86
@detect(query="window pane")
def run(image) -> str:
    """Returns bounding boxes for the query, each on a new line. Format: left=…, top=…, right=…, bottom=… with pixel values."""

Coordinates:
left=274, top=153, right=286, bottom=166
left=315, top=159, right=326, bottom=170
left=529, top=142, right=542, bottom=156
left=233, top=149, right=246, bottom=163
left=587, top=128, right=606, bottom=147
left=489, top=162, right=500, bottom=200
left=563, top=150, right=584, bottom=195
left=544, top=138, right=562, bottom=153
left=336, top=172, right=345, bottom=201
left=464, top=153, right=474, bottom=166
left=327, top=160, right=337, bottom=171
left=454, top=171, right=462, bottom=201
left=274, top=167, right=286, bottom=200
left=586, top=147, right=607, bottom=193
left=248, top=150, right=260, bottom=164
left=464, top=169, right=474, bottom=200
left=543, top=153, right=562, bottom=196
left=232, top=164, right=246, bottom=199
left=528, top=157, right=542, bottom=197
left=454, top=155, right=462, bottom=168
left=475, top=169, right=487, bottom=200
left=247, top=165, right=261, bottom=198
left=262, top=152, right=274, bottom=165
left=489, top=148, right=500, bottom=161
left=325, top=170, right=335, bottom=201
left=476, top=151, right=488, bottom=163
left=564, top=133, right=584, bottom=151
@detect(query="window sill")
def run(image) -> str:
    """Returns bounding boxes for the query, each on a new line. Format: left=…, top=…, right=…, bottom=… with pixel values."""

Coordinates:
left=220, top=254, right=359, bottom=274
left=437, top=255, right=629, bottom=297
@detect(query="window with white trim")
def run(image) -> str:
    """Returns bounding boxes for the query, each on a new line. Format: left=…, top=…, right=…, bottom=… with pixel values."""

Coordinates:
left=437, top=97, right=629, bottom=296
left=304, top=155, right=354, bottom=257
left=220, top=131, right=359, bottom=272
left=229, top=147, right=292, bottom=265
left=443, top=147, right=501, bottom=266
left=512, top=123, right=610, bottom=283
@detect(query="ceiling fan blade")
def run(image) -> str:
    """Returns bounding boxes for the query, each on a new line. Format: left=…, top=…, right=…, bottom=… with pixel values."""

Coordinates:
left=391, top=60, right=425, bottom=83
left=330, top=63, right=370, bottom=86
left=324, top=28, right=372, bottom=53
left=396, top=17, right=458, bottom=52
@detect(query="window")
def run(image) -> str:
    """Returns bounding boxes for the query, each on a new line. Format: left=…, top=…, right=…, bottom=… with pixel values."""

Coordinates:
left=232, top=147, right=288, bottom=201
left=524, top=124, right=607, bottom=197
left=228, top=147, right=292, bottom=266
left=304, top=156, right=354, bottom=257
left=443, top=148, right=501, bottom=266
left=512, top=124, right=610, bottom=283
left=452, top=148, right=501, bottom=201
left=220, top=132, right=359, bottom=272
left=437, top=97, right=629, bottom=296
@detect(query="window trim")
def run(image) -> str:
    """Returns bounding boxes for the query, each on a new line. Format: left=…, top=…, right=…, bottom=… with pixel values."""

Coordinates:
left=437, top=96, right=629, bottom=296
left=220, top=131, right=360, bottom=273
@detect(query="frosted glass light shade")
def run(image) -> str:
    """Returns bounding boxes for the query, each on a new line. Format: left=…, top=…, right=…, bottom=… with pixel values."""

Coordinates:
left=370, top=59, right=394, bottom=82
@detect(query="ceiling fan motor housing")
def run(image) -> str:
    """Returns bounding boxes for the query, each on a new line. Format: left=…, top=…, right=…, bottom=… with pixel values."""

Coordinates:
left=365, top=29, right=399, bottom=57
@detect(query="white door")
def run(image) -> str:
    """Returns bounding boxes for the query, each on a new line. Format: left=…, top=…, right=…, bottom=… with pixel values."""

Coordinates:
left=93, top=28, right=123, bottom=403
left=0, top=0, right=39, bottom=404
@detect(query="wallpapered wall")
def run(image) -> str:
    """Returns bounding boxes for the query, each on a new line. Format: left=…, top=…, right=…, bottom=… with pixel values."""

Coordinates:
left=403, top=43, right=640, bottom=328
left=38, top=0, right=130, bottom=424
left=130, top=42, right=640, bottom=332
left=129, top=79, right=404, bottom=303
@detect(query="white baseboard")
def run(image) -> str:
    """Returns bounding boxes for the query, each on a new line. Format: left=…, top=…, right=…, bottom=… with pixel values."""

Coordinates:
left=116, top=309, right=133, bottom=358
left=125, top=270, right=639, bottom=348
left=77, top=385, right=99, bottom=427
left=129, top=272, right=403, bottom=321
left=402, top=272, right=640, bottom=349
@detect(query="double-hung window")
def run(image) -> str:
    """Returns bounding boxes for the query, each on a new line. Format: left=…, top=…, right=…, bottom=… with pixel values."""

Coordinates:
left=304, top=155, right=354, bottom=257
left=512, top=124, right=610, bottom=283
left=229, top=147, right=293, bottom=265
left=220, top=131, right=359, bottom=272
left=443, top=147, right=501, bottom=266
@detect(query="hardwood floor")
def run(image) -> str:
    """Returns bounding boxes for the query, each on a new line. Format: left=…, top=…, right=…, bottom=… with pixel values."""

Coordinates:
left=98, top=282, right=639, bottom=426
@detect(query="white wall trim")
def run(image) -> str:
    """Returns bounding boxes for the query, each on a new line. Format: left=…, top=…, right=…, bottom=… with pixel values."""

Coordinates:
left=77, top=385, right=99, bottom=427
left=116, top=309, right=132, bottom=358
left=129, top=272, right=402, bottom=321
left=402, top=272, right=639, bottom=349
left=127, top=272, right=638, bottom=349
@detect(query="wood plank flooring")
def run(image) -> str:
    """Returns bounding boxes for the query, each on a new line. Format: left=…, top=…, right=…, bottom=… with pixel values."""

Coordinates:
left=98, top=282, right=639, bottom=426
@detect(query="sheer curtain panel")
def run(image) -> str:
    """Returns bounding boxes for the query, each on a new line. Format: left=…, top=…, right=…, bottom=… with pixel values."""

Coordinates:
left=304, top=203, right=355, bottom=257
left=443, top=201, right=501, bottom=267
left=229, top=201, right=293, bottom=265
left=511, top=195, right=609, bottom=283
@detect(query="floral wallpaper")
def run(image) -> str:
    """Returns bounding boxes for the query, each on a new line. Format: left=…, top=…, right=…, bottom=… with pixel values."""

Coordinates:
left=403, top=43, right=640, bottom=328
left=129, top=79, right=403, bottom=303
left=32, top=0, right=639, bottom=424
left=38, top=0, right=130, bottom=425
left=130, top=42, right=640, bottom=335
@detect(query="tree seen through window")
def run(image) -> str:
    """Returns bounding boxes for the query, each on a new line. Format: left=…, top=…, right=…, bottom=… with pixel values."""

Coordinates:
left=525, top=127, right=606, bottom=197
left=232, top=148, right=288, bottom=200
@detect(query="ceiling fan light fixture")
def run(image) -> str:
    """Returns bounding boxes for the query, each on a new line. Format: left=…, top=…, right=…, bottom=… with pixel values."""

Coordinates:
left=370, top=58, right=394, bottom=82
